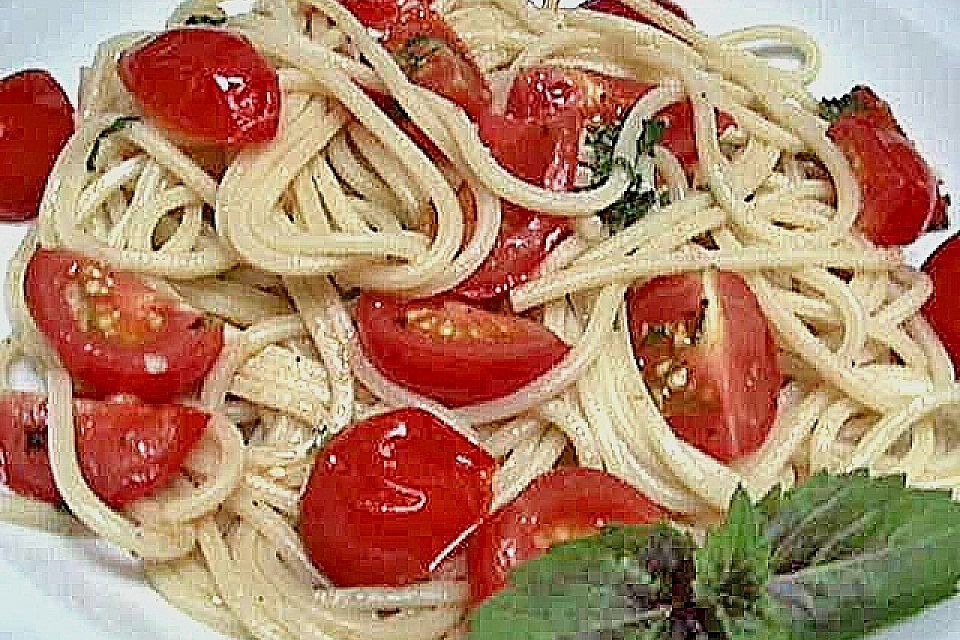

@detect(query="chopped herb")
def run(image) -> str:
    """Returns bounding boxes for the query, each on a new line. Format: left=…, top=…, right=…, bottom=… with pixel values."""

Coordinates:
left=395, top=36, right=446, bottom=74
left=184, top=14, right=228, bottom=26
left=584, top=118, right=667, bottom=233
left=86, top=116, right=140, bottom=171
left=818, top=92, right=863, bottom=124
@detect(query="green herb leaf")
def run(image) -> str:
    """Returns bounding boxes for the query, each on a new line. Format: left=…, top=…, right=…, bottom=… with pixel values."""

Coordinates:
left=818, top=90, right=866, bottom=124
left=468, top=524, right=697, bottom=640
left=86, top=116, right=140, bottom=171
left=763, top=471, right=960, bottom=639
left=184, top=14, right=228, bottom=26
left=584, top=118, right=667, bottom=233
left=695, top=488, right=772, bottom=637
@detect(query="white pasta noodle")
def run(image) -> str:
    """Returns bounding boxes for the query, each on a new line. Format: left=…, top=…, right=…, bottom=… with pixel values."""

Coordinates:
left=1, top=0, right=958, bottom=639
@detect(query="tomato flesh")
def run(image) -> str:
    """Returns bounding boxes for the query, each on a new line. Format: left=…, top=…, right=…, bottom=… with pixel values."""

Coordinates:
left=506, top=66, right=736, bottom=176
left=454, top=202, right=569, bottom=301
left=119, top=29, right=280, bottom=145
left=357, top=294, right=569, bottom=407
left=467, top=467, right=666, bottom=602
left=299, top=408, right=495, bottom=587
left=923, top=233, right=960, bottom=367
left=628, top=271, right=782, bottom=462
left=581, top=0, right=693, bottom=34
left=826, top=87, right=942, bottom=247
left=0, top=392, right=209, bottom=508
left=0, top=70, right=74, bottom=221
left=380, top=3, right=491, bottom=120
left=25, top=249, right=224, bottom=402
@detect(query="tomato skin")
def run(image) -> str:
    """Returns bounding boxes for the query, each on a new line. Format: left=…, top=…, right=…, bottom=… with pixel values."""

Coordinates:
left=467, top=468, right=666, bottom=603
left=922, top=233, right=960, bottom=367
left=384, top=4, right=491, bottom=120
left=827, top=91, right=941, bottom=246
left=0, top=392, right=209, bottom=508
left=628, top=271, right=782, bottom=463
left=25, top=249, right=224, bottom=403
left=506, top=65, right=653, bottom=125
left=505, top=66, right=736, bottom=176
left=657, top=100, right=737, bottom=176
left=0, top=70, right=74, bottom=221
left=119, top=29, right=280, bottom=145
left=357, top=294, right=570, bottom=407
left=581, top=0, right=693, bottom=33
left=299, top=408, right=495, bottom=587
left=454, top=202, right=570, bottom=301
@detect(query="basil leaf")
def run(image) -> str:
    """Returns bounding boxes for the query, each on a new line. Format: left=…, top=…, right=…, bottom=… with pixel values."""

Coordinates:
left=86, top=116, right=140, bottom=171
left=763, top=472, right=960, bottom=639
left=184, top=14, right=228, bottom=26
left=583, top=118, right=667, bottom=233
left=695, top=489, right=772, bottom=637
left=468, top=524, right=697, bottom=640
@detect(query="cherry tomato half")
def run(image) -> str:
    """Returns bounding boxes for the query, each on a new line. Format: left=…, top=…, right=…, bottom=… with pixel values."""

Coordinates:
left=923, top=232, right=960, bottom=367
left=384, top=3, right=491, bottom=120
left=628, top=270, right=782, bottom=462
left=467, top=467, right=666, bottom=602
left=0, top=70, right=74, bottom=221
left=357, top=294, right=570, bottom=407
left=25, top=249, right=224, bottom=402
left=119, top=29, right=281, bottom=146
left=506, top=66, right=736, bottom=176
left=826, top=86, right=943, bottom=247
left=299, top=408, right=496, bottom=587
left=0, top=392, right=208, bottom=508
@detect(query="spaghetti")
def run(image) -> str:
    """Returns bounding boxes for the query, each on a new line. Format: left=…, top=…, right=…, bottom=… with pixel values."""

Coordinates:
left=2, top=0, right=959, bottom=638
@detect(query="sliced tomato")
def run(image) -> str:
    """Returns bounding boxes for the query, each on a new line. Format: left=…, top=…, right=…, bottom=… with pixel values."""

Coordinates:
left=0, top=70, right=74, bottom=221
left=357, top=294, right=569, bottom=407
left=454, top=202, right=570, bottom=301
left=627, top=270, right=782, bottom=463
left=467, top=467, right=666, bottom=603
left=506, top=66, right=653, bottom=125
left=922, top=233, right=960, bottom=367
left=119, top=29, right=280, bottom=145
left=338, top=0, right=404, bottom=31
left=506, top=66, right=736, bottom=176
left=825, top=86, right=944, bottom=247
left=25, top=249, right=224, bottom=402
left=384, top=5, right=491, bottom=120
left=0, top=392, right=209, bottom=508
left=581, top=0, right=693, bottom=34
left=657, top=100, right=737, bottom=176
left=299, top=408, right=495, bottom=587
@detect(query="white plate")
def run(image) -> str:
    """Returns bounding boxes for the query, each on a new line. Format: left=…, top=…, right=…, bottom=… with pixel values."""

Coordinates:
left=1, top=1, right=959, bottom=638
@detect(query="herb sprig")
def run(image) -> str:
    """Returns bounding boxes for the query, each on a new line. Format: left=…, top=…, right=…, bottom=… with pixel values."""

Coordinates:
left=584, top=118, right=667, bottom=233
left=469, top=472, right=960, bottom=640
left=86, top=116, right=140, bottom=171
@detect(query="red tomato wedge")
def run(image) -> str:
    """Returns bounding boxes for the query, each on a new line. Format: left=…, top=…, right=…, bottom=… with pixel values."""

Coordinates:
left=923, top=232, right=960, bottom=367
left=581, top=0, right=693, bottom=34
left=627, top=270, right=782, bottom=463
left=454, top=202, right=570, bottom=301
left=506, top=65, right=653, bottom=125
left=467, top=467, right=666, bottom=603
left=0, top=70, right=74, bottom=221
left=384, top=4, right=491, bottom=120
left=357, top=294, right=569, bottom=407
left=0, top=392, right=209, bottom=508
left=119, top=29, right=280, bottom=146
left=299, top=408, right=495, bottom=587
left=825, top=86, right=946, bottom=247
left=506, top=66, right=736, bottom=176
left=25, top=249, right=224, bottom=403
